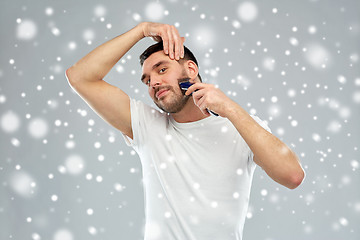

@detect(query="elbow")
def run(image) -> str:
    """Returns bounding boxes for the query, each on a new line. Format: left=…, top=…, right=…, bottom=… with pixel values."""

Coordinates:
left=65, top=66, right=99, bottom=87
left=65, top=67, right=75, bottom=86
left=65, top=67, right=82, bottom=89
left=287, top=167, right=305, bottom=190
left=283, top=151, right=305, bottom=189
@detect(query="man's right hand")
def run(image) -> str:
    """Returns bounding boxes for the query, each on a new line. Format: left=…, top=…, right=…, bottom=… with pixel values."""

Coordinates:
left=140, top=22, right=185, bottom=61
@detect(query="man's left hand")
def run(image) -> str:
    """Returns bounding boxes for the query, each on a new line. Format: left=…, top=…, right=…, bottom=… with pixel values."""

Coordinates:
left=185, top=83, right=237, bottom=118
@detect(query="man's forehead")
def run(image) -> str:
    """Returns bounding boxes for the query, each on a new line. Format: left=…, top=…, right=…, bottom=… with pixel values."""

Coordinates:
left=142, top=51, right=174, bottom=72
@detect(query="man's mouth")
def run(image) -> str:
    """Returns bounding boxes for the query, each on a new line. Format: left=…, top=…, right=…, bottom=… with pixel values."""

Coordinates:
left=155, top=88, right=169, bottom=100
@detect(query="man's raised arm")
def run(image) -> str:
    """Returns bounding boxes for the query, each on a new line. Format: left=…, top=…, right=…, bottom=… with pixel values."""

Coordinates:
left=65, top=22, right=184, bottom=138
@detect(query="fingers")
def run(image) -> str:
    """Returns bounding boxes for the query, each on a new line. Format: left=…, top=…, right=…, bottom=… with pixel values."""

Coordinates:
left=161, top=35, right=169, bottom=55
left=185, top=82, right=207, bottom=96
left=172, top=28, right=179, bottom=60
left=188, top=84, right=219, bottom=116
left=191, top=89, right=208, bottom=115
left=193, top=92, right=211, bottom=116
left=167, top=27, right=175, bottom=59
left=165, top=25, right=183, bottom=60
left=146, top=23, right=184, bottom=61
left=181, top=37, right=185, bottom=58
left=172, top=28, right=185, bottom=60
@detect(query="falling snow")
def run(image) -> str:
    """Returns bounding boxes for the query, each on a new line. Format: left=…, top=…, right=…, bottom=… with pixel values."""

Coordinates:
left=304, top=43, right=332, bottom=70
left=0, top=1, right=359, bottom=240
left=237, top=2, right=258, bottom=22
left=27, top=117, right=49, bottom=139
left=145, top=2, right=165, bottom=21
left=1, top=111, right=21, bottom=133
left=53, top=229, right=74, bottom=240
left=16, top=19, right=38, bottom=40
left=9, top=170, right=37, bottom=198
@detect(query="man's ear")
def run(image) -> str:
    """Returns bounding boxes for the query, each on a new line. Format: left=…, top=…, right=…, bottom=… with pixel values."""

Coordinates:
left=185, top=60, right=199, bottom=82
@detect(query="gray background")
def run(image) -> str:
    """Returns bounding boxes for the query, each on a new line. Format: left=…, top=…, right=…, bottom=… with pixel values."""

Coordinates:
left=1, top=0, right=359, bottom=239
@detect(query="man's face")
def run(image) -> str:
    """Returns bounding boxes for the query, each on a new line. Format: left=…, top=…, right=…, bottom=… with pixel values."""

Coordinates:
left=141, top=51, right=190, bottom=113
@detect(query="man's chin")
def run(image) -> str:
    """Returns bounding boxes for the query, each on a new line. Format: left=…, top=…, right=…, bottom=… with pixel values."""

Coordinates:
left=154, top=95, right=190, bottom=114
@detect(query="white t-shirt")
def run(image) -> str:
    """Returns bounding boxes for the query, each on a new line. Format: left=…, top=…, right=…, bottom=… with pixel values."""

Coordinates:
left=123, top=98, right=271, bottom=240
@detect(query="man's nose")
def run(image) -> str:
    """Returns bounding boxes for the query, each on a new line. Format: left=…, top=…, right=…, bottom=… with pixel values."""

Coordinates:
left=150, top=78, right=161, bottom=88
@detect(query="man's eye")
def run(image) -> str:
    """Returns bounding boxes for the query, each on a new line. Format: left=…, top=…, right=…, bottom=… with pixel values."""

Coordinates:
left=142, top=78, right=150, bottom=85
left=159, top=68, right=166, bottom=73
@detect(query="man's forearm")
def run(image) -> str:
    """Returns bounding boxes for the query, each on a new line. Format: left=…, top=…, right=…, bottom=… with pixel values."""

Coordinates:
left=226, top=102, right=304, bottom=189
left=66, top=23, right=145, bottom=84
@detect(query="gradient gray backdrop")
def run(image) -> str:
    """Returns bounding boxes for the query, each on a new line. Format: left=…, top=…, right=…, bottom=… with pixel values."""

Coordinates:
left=1, top=0, right=359, bottom=239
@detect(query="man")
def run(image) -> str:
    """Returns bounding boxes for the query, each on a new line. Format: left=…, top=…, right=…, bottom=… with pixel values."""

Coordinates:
left=66, top=22, right=305, bottom=240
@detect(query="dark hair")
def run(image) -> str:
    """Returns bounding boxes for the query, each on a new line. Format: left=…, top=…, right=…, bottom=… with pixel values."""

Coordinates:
left=139, top=41, right=202, bottom=82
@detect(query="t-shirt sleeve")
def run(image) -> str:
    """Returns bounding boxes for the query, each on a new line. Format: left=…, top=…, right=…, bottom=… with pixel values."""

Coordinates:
left=122, top=98, right=139, bottom=147
left=248, top=115, right=272, bottom=163
left=122, top=98, right=162, bottom=149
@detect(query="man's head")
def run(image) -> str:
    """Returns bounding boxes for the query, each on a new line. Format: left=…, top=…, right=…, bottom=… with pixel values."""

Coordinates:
left=139, top=42, right=201, bottom=114
left=140, top=41, right=202, bottom=82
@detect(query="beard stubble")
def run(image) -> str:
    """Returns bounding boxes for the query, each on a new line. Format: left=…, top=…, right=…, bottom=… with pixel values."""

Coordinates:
left=153, top=74, right=191, bottom=114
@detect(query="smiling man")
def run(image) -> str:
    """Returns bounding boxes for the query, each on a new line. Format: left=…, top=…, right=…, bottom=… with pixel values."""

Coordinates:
left=66, top=22, right=305, bottom=240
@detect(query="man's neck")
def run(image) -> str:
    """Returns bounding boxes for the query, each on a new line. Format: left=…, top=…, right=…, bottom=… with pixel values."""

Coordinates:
left=170, top=97, right=209, bottom=123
